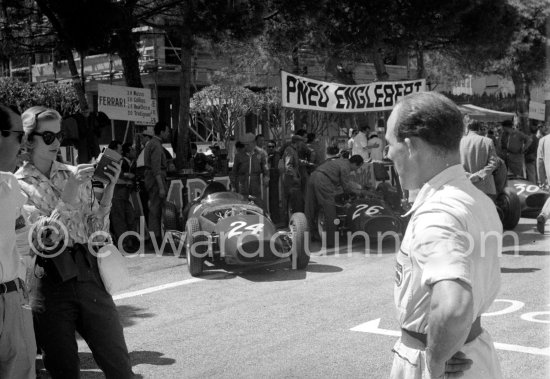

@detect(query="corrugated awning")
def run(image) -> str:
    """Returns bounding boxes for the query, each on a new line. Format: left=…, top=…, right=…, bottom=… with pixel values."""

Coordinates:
left=458, top=104, right=515, bottom=122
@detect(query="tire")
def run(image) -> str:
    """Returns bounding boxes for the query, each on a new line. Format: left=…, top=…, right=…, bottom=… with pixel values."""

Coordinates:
left=289, top=212, right=309, bottom=270
left=163, top=201, right=180, bottom=231
left=185, top=218, right=206, bottom=276
left=497, top=187, right=521, bottom=230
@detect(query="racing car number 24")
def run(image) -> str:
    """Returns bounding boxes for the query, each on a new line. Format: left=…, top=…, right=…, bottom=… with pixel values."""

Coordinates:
left=352, top=204, right=383, bottom=220
left=227, top=221, right=265, bottom=239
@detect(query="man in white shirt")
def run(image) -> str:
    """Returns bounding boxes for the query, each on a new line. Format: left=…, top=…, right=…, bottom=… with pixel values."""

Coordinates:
left=352, top=123, right=379, bottom=162
left=385, top=92, right=502, bottom=379
left=536, top=133, right=550, bottom=233
left=0, top=104, right=36, bottom=379
left=368, top=131, right=384, bottom=161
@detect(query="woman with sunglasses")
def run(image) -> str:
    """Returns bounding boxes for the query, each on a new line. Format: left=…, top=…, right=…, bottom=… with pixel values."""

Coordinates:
left=15, top=106, right=134, bottom=378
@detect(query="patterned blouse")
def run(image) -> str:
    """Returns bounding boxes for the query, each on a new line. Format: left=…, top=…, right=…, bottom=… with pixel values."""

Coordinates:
left=15, top=161, right=111, bottom=247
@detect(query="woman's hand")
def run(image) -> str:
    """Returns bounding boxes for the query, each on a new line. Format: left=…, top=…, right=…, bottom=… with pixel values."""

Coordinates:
left=62, top=164, right=95, bottom=205
left=104, top=161, right=122, bottom=188
left=99, top=161, right=122, bottom=208
left=68, top=164, right=95, bottom=185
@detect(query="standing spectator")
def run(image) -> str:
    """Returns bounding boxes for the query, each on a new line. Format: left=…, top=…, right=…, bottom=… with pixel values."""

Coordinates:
left=305, top=147, right=364, bottom=247
left=281, top=135, right=305, bottom=221
left=295, top=129, right=311, bottom=193
left=255, top=134, right=268, bottom=162
left=460, top=120, right=499, bottom=197
left=500, top=119, right=531, bottom=177
left=232, top=133, right=269, bottom=201
left=525, top=125, right=545, bottom=184
left=536, top=130, right=550, bottom=234
left=385, top=92, right=502, bottom=379
left=306, top=132, right=324, bottom=173
left=0, top=104, right=36, bottom=379
left=143, top=122, right=170, bottom=246
left=368, top=131, right=384, bottom=161
left=16, top=106, right=133, bottom=378
left=266, top=140, right=281, bottom=222
left=347, top=129, right=358, bottom=151
left=110, top=141, right=138, bottom=252
left=190, top=143, right=212, bottom=173
left=352, top=123, right=379, bottom=162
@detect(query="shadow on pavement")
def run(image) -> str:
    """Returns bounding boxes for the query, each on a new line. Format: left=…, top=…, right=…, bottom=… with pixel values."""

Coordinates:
left=117, top=305, right=156, bottom=328
left=500, top=267, right=541, bottom=273
left=37, top=350, right=175, bottom=378
left=501, top=250, right=550, bottom=256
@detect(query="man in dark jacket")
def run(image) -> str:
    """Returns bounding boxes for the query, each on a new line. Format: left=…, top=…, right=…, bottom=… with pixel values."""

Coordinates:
left=305, top=147, right=364, bottom=247
left=232, top=133, right=269, bottom=200
left=143, top=122, right=169, bottom=245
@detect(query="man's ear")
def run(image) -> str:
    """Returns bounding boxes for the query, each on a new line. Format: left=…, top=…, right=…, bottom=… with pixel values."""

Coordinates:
left=404, top=136, right=425, bottom=158
left=404, top=137, right=415, bottom=157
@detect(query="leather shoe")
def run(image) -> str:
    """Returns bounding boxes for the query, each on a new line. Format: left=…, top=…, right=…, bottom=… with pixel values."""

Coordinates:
left=536, top=214, right=546, bottom=234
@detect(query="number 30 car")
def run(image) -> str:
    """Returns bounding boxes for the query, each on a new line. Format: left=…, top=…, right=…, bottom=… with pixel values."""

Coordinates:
left=166, top=181, right=310, bottom=277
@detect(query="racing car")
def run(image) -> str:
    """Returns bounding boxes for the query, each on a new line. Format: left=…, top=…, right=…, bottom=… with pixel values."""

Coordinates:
left=508, top=177, right=550, bottom=218
left=316, top=188, right=407, bottom=243
left=164, top=181, right=309, bottom=277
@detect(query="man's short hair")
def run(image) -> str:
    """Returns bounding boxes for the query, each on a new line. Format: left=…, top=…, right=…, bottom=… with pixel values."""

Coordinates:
left=122, top=142, right=133, bottom=156
left=468, top=121, right=483, bottom=132
left=154, top=122, right=167, bottom=136
left=255, top=134, right=264, bottom=141
left=296, top=129, right=307, bottom=137
left=349, top=154, right=364, bottom=166
left=359, top=123, right=370, bottom=132
left=108, top=140, right=122, bottom=150
left=393, top=92, right=463, bottom=154
left=326, top=145, right=340, bottom=155
left=0, top=104, right=17, bottom=132
left=501, top=119, right=513, bottom=128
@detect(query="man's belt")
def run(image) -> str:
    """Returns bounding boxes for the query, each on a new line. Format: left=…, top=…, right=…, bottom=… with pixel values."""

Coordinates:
left=0, top=279, right=20, bottom=295
left=401, top=316, right=482, bottom=347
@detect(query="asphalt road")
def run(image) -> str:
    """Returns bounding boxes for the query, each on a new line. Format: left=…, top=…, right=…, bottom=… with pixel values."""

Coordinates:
left=37, top=217, right=550, bottom=379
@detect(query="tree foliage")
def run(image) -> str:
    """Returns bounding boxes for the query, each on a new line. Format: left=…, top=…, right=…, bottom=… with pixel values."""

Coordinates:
left=0, top=77, right=79, bottom=115
left=190, top=84, right=260, bottom=142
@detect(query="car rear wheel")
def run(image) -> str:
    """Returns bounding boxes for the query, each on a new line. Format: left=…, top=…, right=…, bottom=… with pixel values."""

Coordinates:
left=289, top=212, right=309, bottom=270
left=185, top=218, right=206, bottom=277
left=163, top=201, right=181, bottom=231
left=497, top=187, right=521, bottom=230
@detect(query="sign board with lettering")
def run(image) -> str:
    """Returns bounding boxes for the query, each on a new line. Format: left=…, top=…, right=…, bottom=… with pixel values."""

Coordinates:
left=135, top=99, right=159, bottom=126
left=281, top=71, right=426, bottom=113
left=98, top=84, right=154, bottom=122
left=529, top=101, right=545, bottom=121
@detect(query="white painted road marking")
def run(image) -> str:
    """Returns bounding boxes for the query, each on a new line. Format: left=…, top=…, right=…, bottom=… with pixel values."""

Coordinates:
left=112, top=273, right=227, bottom=301
left=351, top=318, right=550, bottom=357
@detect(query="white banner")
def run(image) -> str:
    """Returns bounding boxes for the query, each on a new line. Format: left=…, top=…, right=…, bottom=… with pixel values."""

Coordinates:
left=529, top=101, right=545, bottom=121
left=98, top=84, right=154, bottom=122
left=281, top=71, right=426, bottom=113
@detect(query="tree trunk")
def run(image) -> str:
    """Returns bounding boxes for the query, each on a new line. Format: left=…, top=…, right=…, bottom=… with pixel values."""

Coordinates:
left=175, top=11, right=194, bottom=169
left=62, top=46, right=89, bottom=111
left=371, top=44, right=389, bottom=81
left=415, top=46, right=425, bottom=80
left=512, top=71, right=530, bottom=134
left=116, top=28, right=143, bottom=88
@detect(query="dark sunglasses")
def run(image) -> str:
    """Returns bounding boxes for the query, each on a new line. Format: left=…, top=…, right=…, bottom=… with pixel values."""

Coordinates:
left=0, top=129, right=25, bottom=143
left=267, top=145, right=275, bottom=148
left=32, top=131, right=65, bottom=145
